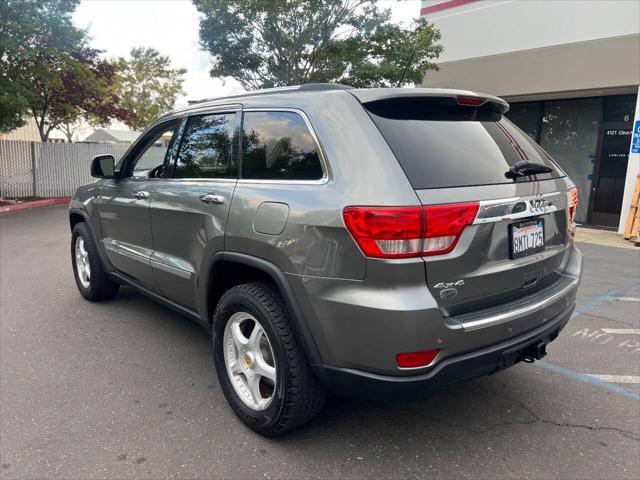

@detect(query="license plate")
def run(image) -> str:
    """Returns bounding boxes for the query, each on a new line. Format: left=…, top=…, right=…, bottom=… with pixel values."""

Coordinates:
left=510, top=219, right=545, bottom=259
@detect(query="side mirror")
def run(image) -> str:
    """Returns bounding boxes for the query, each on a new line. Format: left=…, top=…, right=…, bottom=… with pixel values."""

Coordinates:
left=91, top=154, right=115, bottom=179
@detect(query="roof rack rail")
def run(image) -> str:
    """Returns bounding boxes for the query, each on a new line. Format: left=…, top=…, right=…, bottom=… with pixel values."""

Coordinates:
left=297, top=83, right=354, bottom=91
left=188, top=83, right=353, bottom=105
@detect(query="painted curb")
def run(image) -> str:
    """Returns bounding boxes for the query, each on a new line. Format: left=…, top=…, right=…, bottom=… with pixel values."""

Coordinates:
left=0, top=197, right=71, bottom=214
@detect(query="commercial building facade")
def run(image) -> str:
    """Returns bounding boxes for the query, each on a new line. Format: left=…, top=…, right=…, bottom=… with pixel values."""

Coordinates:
left=421, top=0, right=640, bottom=231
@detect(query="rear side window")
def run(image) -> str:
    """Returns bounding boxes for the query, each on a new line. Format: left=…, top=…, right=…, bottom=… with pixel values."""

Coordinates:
left=365, top=98, right=564, bottom=189
left=241, top=111, right=323, bottom=181
left=174, top=113, right=237, bottom=179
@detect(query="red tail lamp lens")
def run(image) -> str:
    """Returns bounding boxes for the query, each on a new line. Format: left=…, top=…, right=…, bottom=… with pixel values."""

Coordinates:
left=568, top=187, right=579, bottom=224
left=343, top=202, right=479, bottom=258
left=423, top=202, right=479, bottom=255
left=342, top=207, right=424, bottom=258
left=456, top=95, right=486, bottom=106
left=396, top=349, right=440, bottom=368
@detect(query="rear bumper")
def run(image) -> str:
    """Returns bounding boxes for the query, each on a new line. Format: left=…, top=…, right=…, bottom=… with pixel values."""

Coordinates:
left=295, top=245, right=582, bottom=376
left=313, top=303, right=574, bottom=400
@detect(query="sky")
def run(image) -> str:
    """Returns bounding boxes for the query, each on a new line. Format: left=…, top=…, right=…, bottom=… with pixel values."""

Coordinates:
left=73, top=0, right=422, bottom=107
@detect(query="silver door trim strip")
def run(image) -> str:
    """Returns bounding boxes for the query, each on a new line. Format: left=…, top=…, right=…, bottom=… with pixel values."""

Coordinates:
left=103, top=238, right=151, bottom=265
left=149, top=251, right=194, bottom=280
left=104, top=238, right=194, bottom=280
left=446, top=277, right=579, bottom=332
left=149, top=259, right=192, bottom=280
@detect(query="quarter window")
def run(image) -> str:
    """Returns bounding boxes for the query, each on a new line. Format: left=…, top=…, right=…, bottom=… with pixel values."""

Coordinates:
left=174, top=113, right=237, bottom=179
left=241, top=111, right=323, bottom=181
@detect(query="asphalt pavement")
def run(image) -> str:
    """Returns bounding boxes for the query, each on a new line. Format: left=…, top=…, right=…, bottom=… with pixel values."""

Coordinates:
left=1, top=206, right=639, bottom=479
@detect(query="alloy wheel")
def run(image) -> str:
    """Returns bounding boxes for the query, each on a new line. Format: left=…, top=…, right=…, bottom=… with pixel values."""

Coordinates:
left=223, top=312, right=277, bottom=411
left=74, top=236, right=91, bottom=288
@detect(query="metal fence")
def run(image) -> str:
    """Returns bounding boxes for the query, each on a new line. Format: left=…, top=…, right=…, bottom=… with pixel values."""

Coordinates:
left=0, top=140, right=165, bottom=198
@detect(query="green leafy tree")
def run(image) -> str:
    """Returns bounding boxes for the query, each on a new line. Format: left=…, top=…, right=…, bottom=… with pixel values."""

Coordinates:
left=24, top=48, right=133, bottom=141
left=193, top=0, right=443, bottom=89
left=0, top=0, right=132, bottom=139
left=117, top=47, right=187, bottom=131
left=0, top=0, right=82, bottom=132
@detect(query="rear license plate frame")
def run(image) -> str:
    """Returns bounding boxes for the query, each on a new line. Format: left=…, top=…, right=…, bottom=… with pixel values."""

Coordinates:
left=509, top=218, right=545, bottom=259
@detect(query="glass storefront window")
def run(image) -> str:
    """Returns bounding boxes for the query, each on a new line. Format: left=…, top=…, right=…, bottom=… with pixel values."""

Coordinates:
left=508, top=94, right=637, bottom=226
left=603, top=95, right=636, bottom=124
left=506, top=102, right=542, bottom=141
left=539, top=98, right=602, bottom=224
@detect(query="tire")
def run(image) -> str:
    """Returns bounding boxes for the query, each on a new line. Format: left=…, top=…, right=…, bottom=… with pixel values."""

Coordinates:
left=212, top=282, right=327, bottom=436
left=71, top=222, right=119, bottom=301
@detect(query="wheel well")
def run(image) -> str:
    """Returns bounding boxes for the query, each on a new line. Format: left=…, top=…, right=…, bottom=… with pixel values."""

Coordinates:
left=69, top=212, right=85, bottom=231
left=207, top=261, right=277, bottom=325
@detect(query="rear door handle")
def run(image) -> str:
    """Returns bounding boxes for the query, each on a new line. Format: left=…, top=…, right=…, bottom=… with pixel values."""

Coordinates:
left=199, top=193, right=225, bottom=204
left=133, top=190, right=150, bottom=199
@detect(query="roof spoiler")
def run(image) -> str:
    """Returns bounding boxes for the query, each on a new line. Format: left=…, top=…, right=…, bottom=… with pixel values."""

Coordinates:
left=350, top=89, right=510, bottom=115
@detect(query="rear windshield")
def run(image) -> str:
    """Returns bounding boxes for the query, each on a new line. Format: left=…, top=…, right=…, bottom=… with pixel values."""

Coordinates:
left=365, top=98, right=564, bottom=189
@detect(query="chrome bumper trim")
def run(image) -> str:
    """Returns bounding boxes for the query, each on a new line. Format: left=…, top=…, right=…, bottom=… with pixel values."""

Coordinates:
left=445, top=276, right=579, bottom=332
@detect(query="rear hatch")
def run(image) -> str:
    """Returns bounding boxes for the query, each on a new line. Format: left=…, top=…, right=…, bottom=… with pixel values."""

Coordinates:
left=358, top=92, right=577, bottom=316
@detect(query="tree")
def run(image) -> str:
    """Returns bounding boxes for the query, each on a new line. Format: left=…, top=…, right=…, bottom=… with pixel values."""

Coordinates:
left=0, top=0, right=80, bottom=131
left=24, top=48, right=133, bottom=141
left=0, top=0, right=132, bottom=139
left=0, top=80, right=28, bottom=133
left=194, top=0, right=443, bottom=90
left=59, top=120, right=82, bottom=143
left=117, top=47, right=186, bottom=131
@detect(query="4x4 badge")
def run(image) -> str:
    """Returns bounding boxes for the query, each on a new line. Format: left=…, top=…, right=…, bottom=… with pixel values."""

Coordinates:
left=433, top=280, right=465, bottom=289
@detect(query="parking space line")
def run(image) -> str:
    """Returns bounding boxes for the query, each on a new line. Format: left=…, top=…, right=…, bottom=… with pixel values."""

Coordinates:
left=573, top=279, right=640, bottom=317
left=609, top=297, right=640, bottom=302
left=600, top=328, right=640, bottom=335
left=586, top=375, right=640, bottom=384
left=536, top=361, right=640, bottom=400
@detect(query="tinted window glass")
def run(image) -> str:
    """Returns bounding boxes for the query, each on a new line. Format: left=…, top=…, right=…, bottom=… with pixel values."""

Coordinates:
left=603, top=95, right=637, bottom=124
left=174, top=113, right=237, bottom=179
left=365, top=98, right=563, bottom=190
left=506, top=102, right=542, bottom=141
left=127, top=122, right=178, bottom=179
left=241, top=111, right=323, bottom=180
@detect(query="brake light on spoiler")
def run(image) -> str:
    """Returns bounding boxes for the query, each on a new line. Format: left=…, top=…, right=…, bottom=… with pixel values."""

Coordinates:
left=456, top=95, right=486, bottom=106
left=343, top=202, right=479, bottom=259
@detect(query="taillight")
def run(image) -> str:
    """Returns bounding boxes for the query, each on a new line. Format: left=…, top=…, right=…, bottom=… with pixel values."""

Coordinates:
left=343, top=202, right=479, bottom=259
left=342, top=207, right=424, bottom=258
left=567, top=187, right=579, bottom=224
left=396, top=349, right=439, bottom=368
left=423, top=202, right=479, bottom=255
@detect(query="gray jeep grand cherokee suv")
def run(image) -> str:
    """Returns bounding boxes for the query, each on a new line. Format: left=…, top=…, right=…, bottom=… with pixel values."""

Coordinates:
left=69, top=84, right=582, bottom=436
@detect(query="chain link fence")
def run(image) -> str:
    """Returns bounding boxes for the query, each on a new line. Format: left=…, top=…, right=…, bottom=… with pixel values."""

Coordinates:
left=0, top=140, right=166, bottom=198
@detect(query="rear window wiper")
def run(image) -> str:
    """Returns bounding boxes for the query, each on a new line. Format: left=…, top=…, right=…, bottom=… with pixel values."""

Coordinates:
left=506, top=161, right=553, bottom=179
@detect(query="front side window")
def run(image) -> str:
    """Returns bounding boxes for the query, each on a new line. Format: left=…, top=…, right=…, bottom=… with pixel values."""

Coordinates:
left=241, top=111, right=323, bottom=181
left=126, top=122, right=178, bottom=179
left=173, top=113, right=237, bottom=179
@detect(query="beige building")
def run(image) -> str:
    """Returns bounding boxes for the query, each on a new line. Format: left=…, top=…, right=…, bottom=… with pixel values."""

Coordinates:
left=0, top=118, right=66, bottom=143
